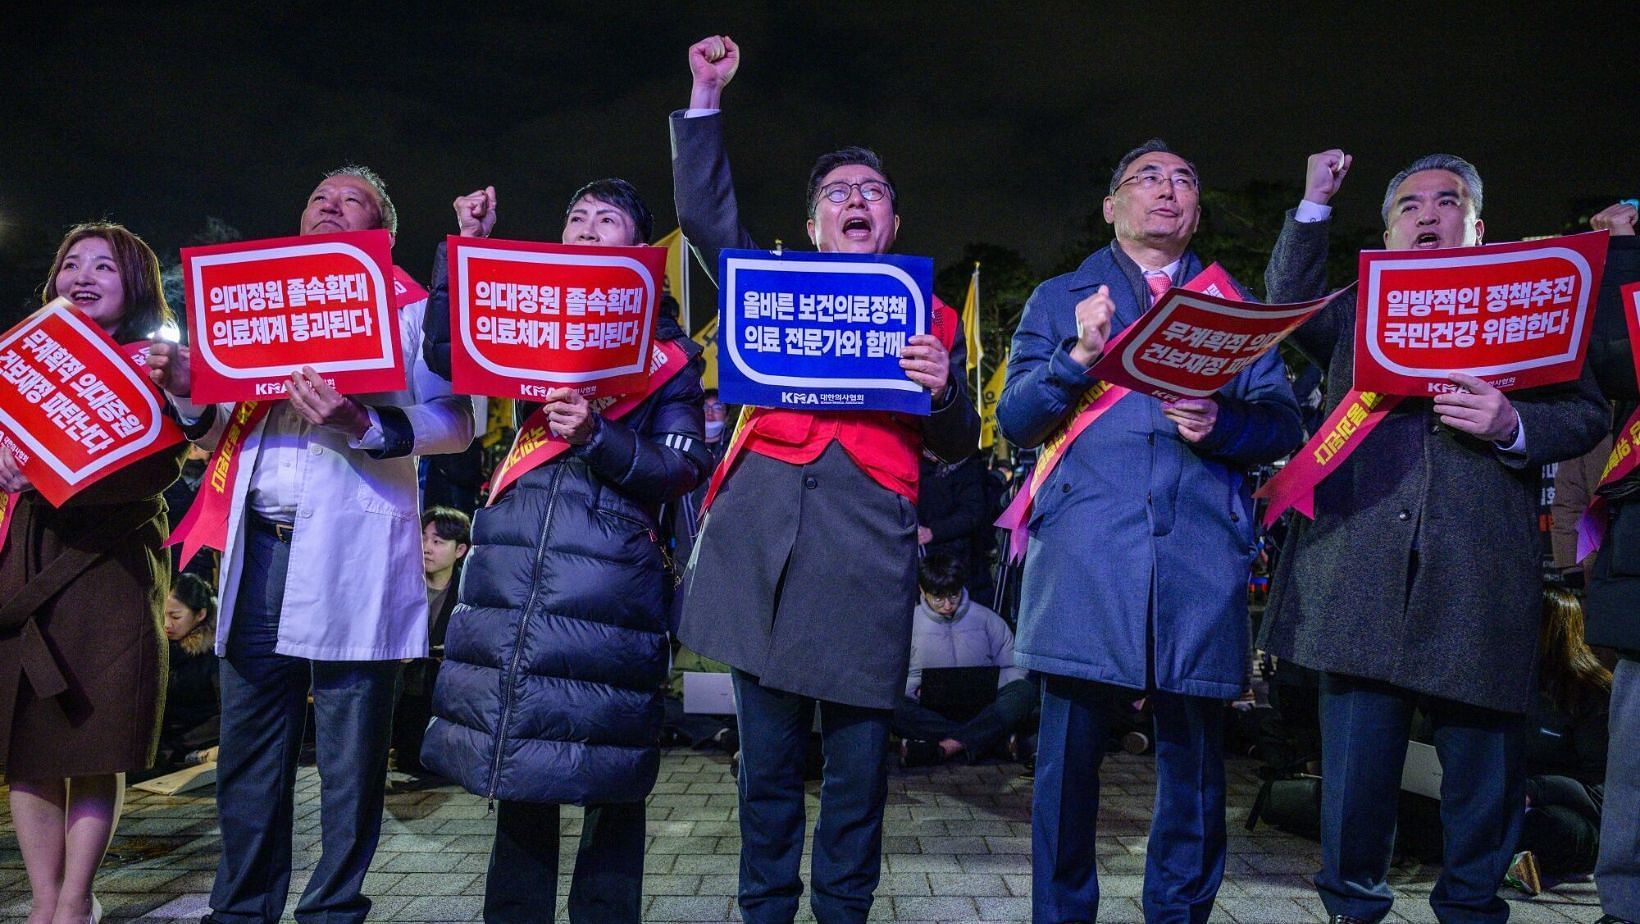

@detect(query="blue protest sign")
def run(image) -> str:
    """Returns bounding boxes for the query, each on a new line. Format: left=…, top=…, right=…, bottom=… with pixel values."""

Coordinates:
left=717, top=249, right=934, bottom=414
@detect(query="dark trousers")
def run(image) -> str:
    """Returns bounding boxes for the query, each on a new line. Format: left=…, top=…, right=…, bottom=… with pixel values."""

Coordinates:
left=732, top=669, right=892, bottom=924
left=1317, top=672, right=1523, bottom=924
left=209, top=528, right=400, bottom=924
left=1598, top=658, right=1640, bottom=919
left=892, top=677, right=1038, bottom=759
left=484, top=799, right=646, bottom=923
left=1521, top=795, right=1600, bottom=877
left=1032, top=675, right=1226, bottom=924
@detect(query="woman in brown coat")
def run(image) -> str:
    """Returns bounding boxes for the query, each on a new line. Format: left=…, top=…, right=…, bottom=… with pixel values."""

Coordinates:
left=0, top=223, right=183, bottom=924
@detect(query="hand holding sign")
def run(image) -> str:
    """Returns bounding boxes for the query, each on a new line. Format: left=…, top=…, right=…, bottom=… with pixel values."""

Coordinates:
left=0, top=450, right=30, bottom=493
left=1162, top=397, right=1219, bottom=444
left=899, top=333, right=950, bottom=397
left=1591, top=202, right=1637, bottom=236
left=1434, top=372, right=1520, bottom=443
left=1070, top=285, right=1116, bottom=367
left=542, top=387, right=595, bottom=444
left=287, top=367, right=370, bottom=439
left=146, top=341, right=193, bottom=397
left=455, top=187, right=498, bottom=239
left=1304, top=149, right=1353, bottom=205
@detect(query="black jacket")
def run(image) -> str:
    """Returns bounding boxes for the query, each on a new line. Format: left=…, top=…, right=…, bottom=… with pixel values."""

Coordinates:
left=419, top=246, right=711, bottom=803
left=1583, top=236, right=1640, bottom=656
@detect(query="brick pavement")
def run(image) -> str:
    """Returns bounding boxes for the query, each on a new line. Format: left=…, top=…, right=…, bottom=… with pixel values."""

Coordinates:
left=0, top=751, right=1601, bottom=922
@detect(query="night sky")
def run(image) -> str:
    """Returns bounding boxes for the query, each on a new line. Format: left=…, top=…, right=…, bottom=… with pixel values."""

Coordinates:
left=4, top=3, right=1637, bottom=326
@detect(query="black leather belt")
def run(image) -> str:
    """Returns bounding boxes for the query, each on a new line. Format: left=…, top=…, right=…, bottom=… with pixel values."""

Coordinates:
left=247, top=514, right=296, bottom=543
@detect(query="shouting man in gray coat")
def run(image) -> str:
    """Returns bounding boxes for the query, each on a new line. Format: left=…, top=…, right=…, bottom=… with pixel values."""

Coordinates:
left=1260, top=150, right=1608, bottom=924
left=998, top=141, right=1303, bottom=923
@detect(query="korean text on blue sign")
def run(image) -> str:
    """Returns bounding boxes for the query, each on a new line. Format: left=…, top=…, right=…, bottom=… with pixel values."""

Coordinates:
left=718, top=249, right=934, bottom=415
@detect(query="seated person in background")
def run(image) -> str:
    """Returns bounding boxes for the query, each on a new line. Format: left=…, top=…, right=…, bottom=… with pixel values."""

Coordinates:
left=391, top=506, right=470, bottom=776
left=157, top=572, right=222, bottom=772
left=1508, top=584, right=1612, bottom=891
left=898, top=554, right=1036, bottom=767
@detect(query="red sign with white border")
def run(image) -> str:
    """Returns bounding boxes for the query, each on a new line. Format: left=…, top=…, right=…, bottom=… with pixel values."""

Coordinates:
left=447, top=236, right=663, bottom=400
left=1354, top=231, right=1607, bottom=396
left=0, top=298, right=184, bottom=506
left=1087, top=264, right=1334, bottom=401
left=181, top=231, right=406, bottom=403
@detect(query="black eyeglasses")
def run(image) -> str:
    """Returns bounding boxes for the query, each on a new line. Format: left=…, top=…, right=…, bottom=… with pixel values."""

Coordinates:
left=817, top=180, right=893, bottom=204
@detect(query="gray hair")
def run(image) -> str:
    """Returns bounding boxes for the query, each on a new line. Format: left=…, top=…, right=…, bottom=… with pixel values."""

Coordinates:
left=1109, top=139, right=1197, bottom=194
left=1380, top=154, right=1483, bottom=226
left=322, top=164, right=399, bottom=234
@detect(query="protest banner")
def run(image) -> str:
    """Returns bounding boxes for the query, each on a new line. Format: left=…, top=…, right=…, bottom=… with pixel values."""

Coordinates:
left=1088, top=265, right=1335, bottom=401
left=717, top=249, right=934, bottom=414
left=0, top=298, right=184, bottom=506
left=447, top=237, right=663, bottom=400
left=181, top=230, right=405, bottom=402
left=1354, top=230, right=1607, bottom=396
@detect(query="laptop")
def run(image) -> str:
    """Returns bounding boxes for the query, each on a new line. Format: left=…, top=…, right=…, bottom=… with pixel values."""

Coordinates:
left=919, top=666, right=1000, bottom=723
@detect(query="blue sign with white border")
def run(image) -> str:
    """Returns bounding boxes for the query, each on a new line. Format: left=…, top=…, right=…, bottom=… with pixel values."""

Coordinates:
left=717, top=248, right=933, bottom=414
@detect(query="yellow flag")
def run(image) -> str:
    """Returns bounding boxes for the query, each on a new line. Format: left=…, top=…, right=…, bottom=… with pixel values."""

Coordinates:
left=961, top=263, right=982, bottom=383
left=979, top=349, right=1008, bottom=450
left=657, top=228, right=686, bottom=301
left=692, top=316, right=719, bottom=390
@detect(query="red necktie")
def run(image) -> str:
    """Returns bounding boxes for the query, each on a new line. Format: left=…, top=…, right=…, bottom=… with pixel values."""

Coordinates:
left=1144, top=270, right=1172, bottom=305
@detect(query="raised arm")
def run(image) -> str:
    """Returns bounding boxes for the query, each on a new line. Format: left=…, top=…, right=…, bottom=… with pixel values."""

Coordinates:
left=422, top=186, right=499, bottom=380
left=1268, top=150, right=1354, bottom=367
left=670, top=36, right=755, bottom=282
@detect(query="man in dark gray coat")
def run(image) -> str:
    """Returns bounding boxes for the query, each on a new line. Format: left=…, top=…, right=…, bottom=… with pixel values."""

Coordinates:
left=670, top=35, right=979, bottom=924
left=1261, top=150, right=1608, bottom=924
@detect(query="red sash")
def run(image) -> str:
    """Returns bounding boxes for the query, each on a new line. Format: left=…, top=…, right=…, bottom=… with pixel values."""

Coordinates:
left=1254, top=390, right=1402, bottom=528
left=994, top=381, right=1130, bottom=562
left=1576, top=405, right=1640, bottom=561
left=487, top=339, right=692, bottom=504
left=164, top=401, right=273, bottom=567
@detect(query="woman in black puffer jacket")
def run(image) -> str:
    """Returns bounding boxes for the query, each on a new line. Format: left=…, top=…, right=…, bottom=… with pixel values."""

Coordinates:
left=418, top=179, right=711, bottom=923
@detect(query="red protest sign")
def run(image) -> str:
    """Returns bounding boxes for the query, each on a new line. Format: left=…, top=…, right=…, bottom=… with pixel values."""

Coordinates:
left=1621, top=281, right=1640, bottom=387
left=1088, top=264, right=1333, bottom=401
left=181, top=231, right=407, bottom=403
left=0, top=299, right=184, bottom=506
left=1354, top=231, right=1607, bottom=396
left=447, top=237, right=664, bottom=400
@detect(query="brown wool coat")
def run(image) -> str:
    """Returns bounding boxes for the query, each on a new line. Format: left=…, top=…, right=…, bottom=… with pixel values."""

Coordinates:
left=0, top=444, right=183, bottom=778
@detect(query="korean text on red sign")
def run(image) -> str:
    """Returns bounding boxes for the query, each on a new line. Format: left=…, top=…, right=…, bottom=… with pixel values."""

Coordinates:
left=1354, top=230, right=1608, bottom=395
left=181, top=231, right=406, bottom=403
left=0, top=299, right=183, bottom=505
left=1087, top=264, right=1333, bottom=401
left=447, top=237, right=663, bottom=400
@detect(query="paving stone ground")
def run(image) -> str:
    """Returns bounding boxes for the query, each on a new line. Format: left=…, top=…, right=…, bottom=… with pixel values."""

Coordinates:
left=0, top=751, right=1601, bottom=922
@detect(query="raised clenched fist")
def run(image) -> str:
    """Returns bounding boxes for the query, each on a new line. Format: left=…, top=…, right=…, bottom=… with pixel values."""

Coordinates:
left=1303, top=150, right=1352, bottom=206
left=688, top=35, right=740, bottom=110
left=1070, top=285, right=1115, bottom=368
left=454, top=186, right=498, bottom=239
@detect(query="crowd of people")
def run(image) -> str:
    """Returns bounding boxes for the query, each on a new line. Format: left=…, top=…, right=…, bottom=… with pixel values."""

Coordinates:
left=3, top=32, right=1640, bottom=924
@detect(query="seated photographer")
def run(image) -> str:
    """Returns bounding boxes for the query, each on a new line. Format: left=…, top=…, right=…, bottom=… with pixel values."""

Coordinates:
left=897, top=555, right=1036, bottom=767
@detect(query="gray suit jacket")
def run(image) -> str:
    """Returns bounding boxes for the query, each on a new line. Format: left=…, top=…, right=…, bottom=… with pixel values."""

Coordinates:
left=1259, top=212, right=1608, bottom=712
left=668, top=110, right=980, bottom=708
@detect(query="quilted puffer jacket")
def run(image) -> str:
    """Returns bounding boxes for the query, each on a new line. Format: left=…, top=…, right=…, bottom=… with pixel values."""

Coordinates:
left=422, top=314, right=709, bottom=804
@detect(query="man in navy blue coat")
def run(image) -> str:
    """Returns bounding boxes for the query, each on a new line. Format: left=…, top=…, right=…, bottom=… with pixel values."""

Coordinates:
left=997, top=140, right=1303, bottom=923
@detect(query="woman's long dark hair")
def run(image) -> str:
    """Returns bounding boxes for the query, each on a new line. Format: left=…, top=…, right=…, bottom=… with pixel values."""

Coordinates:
left=1539, top=585, right=1612, bottom=713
